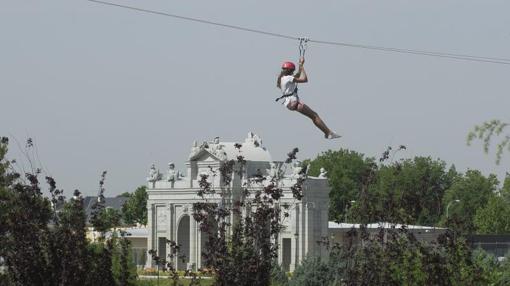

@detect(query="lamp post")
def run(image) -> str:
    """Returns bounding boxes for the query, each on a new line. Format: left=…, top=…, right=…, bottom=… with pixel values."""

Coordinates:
left=446, top=199, right=460, bottom=220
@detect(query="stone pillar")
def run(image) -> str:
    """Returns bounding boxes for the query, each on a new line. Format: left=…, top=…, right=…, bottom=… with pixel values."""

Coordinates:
left=169, top=204, right=175, bottom=241
left=304, top=202, right=310, bottom=257
left=145, top=203, right=154, bottom=268
left=320, top=204, right=329, bottom=257
left=290, top=204, right=300, bottom=271
left=197, top=228, right=202, bottom=269
left=188, top=215, right=197, bottom=270
left=277, top=236, right=283, bottom=265
left=166, top=203, right=172, bottom=260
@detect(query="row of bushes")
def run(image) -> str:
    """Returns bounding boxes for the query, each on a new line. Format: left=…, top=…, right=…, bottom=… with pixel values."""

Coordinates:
left=271, top=228, right=510, bottom=286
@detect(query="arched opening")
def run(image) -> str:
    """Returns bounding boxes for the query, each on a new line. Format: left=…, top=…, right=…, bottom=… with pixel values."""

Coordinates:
left=282, top=238, right=291, bottom=272
left=177, top=215, right=190, bottom=270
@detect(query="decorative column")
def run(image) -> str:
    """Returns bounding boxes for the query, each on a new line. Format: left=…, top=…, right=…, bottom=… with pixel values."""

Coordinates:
left=188, top=212, right=197, bottom=270
left=320, top=203, right=329, bottom=257
left=169, top=204, right=175, bottom=241
left=166, top=203, right=172, bottom=260
left=304, top=202, right=310, bottom=257
left=290, top=204, right=300, bottom=271
left=145, top=203, right=154, bottom=268
left=197, top=227, right=202, bottom=269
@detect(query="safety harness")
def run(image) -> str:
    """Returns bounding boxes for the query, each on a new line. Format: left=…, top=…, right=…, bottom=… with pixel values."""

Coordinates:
left=275, top=87, right=298, bottom=103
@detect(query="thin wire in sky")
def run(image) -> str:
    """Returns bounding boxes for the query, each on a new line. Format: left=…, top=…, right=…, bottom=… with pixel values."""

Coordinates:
left=85, top=0, right=510, bottom=65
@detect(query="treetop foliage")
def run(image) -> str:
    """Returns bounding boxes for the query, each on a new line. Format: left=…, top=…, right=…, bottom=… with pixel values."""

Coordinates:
left=0, top=138, right=137, bottom=286
left=467, top=119, right=509, bottom=164
left=307, top=147, right=506, bottom=235
left=122, top=185, right=148, bottom=226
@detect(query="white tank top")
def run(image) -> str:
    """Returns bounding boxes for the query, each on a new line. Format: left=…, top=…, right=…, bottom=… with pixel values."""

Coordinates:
left=280, top=75, right=297, bottom=95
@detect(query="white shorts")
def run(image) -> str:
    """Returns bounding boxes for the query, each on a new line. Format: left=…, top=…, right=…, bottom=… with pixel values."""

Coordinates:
left=283, top=94, right=299, bottom=108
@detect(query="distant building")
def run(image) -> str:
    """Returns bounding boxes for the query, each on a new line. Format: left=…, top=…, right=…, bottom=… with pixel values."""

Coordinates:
left=83, top=195, right=128, bottom=242
left=329, top=222, right=446, bottom=245
left=145, top=133, right=330, bottom=272
left=140, top=132, right=453, bottom=272
left=467, top=235, right=510, bottom=259
left=83, top=196, right=128, bottom=223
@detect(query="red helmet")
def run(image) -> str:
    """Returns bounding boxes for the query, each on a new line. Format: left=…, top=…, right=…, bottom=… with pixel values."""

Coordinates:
left=281, top=61, right=295, bottom=70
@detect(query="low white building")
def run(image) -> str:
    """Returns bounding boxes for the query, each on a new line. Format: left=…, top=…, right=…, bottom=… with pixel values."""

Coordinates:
left=144, top=132, right=330, bottom=271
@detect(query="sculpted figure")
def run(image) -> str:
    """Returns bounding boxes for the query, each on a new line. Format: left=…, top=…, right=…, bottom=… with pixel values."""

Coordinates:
left=318, top=167, right=328, bottom=178
left=266, top=162, right=282, bottom=180
left=189, top=140, right=200, bottom=159
left=167, top=162, right=177, bottom=182
left=292, top=161, right=303, bottom=178
left=147, top=164, right=158, bottom=182
left=147, top=164, right=161, bottom=188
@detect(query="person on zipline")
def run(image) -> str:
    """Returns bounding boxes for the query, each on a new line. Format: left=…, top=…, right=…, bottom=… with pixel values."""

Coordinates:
left=276, top=57, right=340, bottom=139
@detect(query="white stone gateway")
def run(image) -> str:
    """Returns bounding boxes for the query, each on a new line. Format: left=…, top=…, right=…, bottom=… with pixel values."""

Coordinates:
left=145, top=132, right=330, bottom=271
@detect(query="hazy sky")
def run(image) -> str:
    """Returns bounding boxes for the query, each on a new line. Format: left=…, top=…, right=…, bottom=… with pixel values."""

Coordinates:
left=1, top=0, right=509, bottom=196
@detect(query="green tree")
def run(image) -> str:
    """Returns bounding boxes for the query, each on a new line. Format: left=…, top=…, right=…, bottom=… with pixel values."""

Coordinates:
left=467, top=119, right=509, bottom=164
left=474, top=194, right=510, bottom=234
left=501, top=172, right=510, bottom=201
left=442, top=170, right=499, bottom=233
left=498, top=253, right=510, bottom=285
left=1, top=166, right=53, bottom=285
left=326, top=228, right=488, bottom=286
left=0, top=138, right=139, bottom=286
left=122, top=186, right=148, bottom=226
left=87, top=171, right=116, bottom=285
left=54, top=190, right=90, bottom=286
left=0, top=138, right=14, bottom=258
left=307, top=149, right=375, bottom=222
left=111, top=232, right=137, bottom=286
left=289, top=256, right=332, bottom=286
left=86, top=242, right=116, bottom=286
left=471, top=249, right=503, bottom=284
left=368, top=157, right=457, bottom=225
left=270, top=261, right=289, bottom=286
left=0, top=138, right=91, bottom=286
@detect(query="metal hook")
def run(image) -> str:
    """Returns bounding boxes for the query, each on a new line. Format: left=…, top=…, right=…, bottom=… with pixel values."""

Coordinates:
left=298, top=37, right=309, bottom=58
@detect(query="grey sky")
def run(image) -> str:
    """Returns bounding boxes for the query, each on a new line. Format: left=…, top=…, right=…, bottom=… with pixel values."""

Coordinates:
left=1, top=0, right=509, bottom=196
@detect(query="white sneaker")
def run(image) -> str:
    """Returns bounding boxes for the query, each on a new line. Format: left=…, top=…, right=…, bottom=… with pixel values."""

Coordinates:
left=327, top=132, right=341, bottom=139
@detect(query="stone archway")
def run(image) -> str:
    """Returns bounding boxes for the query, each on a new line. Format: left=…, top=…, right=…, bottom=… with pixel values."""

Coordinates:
left=177, top=215, right=190, bottom=270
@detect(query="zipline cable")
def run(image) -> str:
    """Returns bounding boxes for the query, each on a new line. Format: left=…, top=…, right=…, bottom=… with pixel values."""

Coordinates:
left=85, top=0, right=510, bottom=65
left=86, top=0, right=298, bottom=40
left=309, top=39, right=510, bottom=65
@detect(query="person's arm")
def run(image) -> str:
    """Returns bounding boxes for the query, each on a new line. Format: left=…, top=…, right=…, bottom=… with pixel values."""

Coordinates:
left=294, top=57, right=308, bottom=83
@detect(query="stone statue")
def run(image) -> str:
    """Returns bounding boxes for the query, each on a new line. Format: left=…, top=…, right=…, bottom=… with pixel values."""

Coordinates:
left=147, top=164, right=161, bottom=188
left=318, top=167, right=328, bottom=178
left=292, top=161, right=304, bottom=179
left=147, top=164, right=159, bottom=182
left=253, top=134, right=262, bottom=147
left=189, top=140, right=200, bottom=159
left=208, top=138, right=218, bottom=152
left=245, top=132, right=262, bottom=147
left=208, top=136, right=227, bottom=161
left=266, top=162, right=282, bottom=180
left=167, top=162, right=177, bottom=182
left=167, top=162, right=183, bottom=188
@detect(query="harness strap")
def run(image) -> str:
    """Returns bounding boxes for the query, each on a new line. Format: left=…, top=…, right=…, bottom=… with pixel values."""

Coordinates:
left=275, top=87, right=298, bottom=102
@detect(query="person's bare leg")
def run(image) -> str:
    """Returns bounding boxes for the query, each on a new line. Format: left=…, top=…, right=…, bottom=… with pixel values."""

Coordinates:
left=297, top=103, right=332, bottom=138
